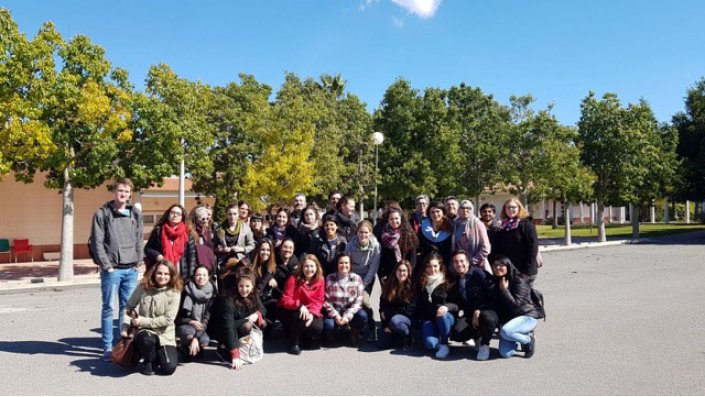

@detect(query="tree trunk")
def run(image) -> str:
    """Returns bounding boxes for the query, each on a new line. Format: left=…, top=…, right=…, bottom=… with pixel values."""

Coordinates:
left=58, top=168, right=75, bottom=281
left=552, top=200, right=558, bottom=229
left=563, top=201, right=572, bottom=245
left=597, top=201, right=607, bottom=242
left=685, top=200, right=691, bottom=223
left=630, top=203, right=639, bottom=240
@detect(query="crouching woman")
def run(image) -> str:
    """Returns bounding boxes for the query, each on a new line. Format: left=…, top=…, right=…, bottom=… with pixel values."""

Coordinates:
left=122, top=260, right=183, bottom=376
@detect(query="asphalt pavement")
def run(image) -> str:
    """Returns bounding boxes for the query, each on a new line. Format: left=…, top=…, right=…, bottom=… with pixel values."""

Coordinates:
left=0, top=231, right=703, bottom=395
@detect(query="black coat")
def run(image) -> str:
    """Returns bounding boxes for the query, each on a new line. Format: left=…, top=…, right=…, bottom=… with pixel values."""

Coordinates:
left=379, top=292, right=416, bottom=328
left=447, top=267, right=494, bottom=316
left=294, top=226, right=319, bottom=257
left=220, top=296, right=266, bottom=351
left=491, top=262, right=540, bottom=323
left=414, top=280, right=458, bottom=323
left=492, top=219, right=539, bottom=276
left=310, top=235, right=348, bottom=276
left=144, top=224, right=197, bottom=278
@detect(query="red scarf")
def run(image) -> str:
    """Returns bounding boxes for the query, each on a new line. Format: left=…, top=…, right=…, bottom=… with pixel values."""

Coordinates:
left=161, top=222, right=188, bottom=269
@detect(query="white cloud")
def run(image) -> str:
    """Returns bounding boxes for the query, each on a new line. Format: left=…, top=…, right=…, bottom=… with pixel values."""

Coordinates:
left=392, top=16, right=405, bottom=28
left=359, top=0, right=380, bottom=12
left=391, top=0, right=441, bottom=19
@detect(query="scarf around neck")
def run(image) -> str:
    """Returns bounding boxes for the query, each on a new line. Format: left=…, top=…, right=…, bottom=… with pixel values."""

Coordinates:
left=381, top=223, right=402, bottom=262
left=425, top=273, right=445, bottom=301
left=161, top=222, right=188, bottom=267
left=501, top=218, right=520, bottom=231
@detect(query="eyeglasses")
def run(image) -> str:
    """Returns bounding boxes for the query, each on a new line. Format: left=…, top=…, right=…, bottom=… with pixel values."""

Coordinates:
left=460, top=207, right=472, bottom=210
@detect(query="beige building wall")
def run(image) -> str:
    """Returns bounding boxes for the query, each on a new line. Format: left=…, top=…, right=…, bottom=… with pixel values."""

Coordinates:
left=0, top=173, right=213, bottom=261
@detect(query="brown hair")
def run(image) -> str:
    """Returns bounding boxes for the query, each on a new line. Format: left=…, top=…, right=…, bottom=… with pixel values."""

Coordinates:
left=500, top=198, right=530, bottom=220
left=388, top=208, right=419, bottom=255
left=252, top=239, right=277, bottom=278
left=296, top=254, right=324, bottom=284
left=141, top=260, right=184, bottom=291
left=417, top=252, right=448, bottom=290
left=113, top=177, right=134, bottom=191
left=232, top=267, right=261, bottom=313
left=381, top=260, right=414, bottom=305
left=428, top=201, right=452, bottom=233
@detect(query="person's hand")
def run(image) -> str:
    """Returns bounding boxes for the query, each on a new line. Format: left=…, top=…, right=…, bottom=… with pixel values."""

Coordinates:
left=106, top=267, right=114, bottom=274
left=189, top=320, right=204, bottom=331
left=304, top=313, right=314, bottom=328
left=188, top=338, right=200, bottom=356
left=268, top=278, right=278, bottom=288
left=247, top=313, right=259, bottom=323
left=130, top=317, right=140, bottom=327
left=472, top=310, right=481, bottom=329
left=384, top=327, right=391, bottom=333
left=436, top=305, right=448, bottom=317
left=231, top=358, right=244, bottom=370
left=500, top=277, right=509, bottom=290
left=156, top=254, right=164, bottom=263
left=128, top=309, right=138, bottom=319
left=299, top=305, right=310, bottom=320
left=335, top=316, right=349, bottom=326
left=120, top=330, right=128, bottom=338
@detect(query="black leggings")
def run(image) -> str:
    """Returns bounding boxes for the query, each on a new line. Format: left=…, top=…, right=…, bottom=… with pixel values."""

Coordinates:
left=279, top=309, right=324, bottom=344
left=134, top=331, right=178, bottom=375
left=451, top=310, right=500, bottom=346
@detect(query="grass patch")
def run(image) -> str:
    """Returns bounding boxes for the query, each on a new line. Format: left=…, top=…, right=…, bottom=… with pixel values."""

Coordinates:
left=536, top=222, right=705, bottom=239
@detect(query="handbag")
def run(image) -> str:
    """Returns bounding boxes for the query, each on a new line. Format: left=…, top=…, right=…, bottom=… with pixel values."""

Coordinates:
left=238, top=324, right=263, bottom=364
left=111, top=327, right=139, bottom=368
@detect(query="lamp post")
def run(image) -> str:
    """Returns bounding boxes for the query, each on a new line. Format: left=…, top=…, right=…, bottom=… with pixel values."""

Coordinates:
left=372, top=131, right=384, bottom=223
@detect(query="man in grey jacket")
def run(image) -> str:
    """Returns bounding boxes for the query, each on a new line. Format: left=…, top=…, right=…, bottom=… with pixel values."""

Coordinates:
left=90, top=178, right=144, bottom=362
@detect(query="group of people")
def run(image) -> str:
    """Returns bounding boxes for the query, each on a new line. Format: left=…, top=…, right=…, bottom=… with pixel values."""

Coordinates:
left=91, top=179, right=543, bottom=376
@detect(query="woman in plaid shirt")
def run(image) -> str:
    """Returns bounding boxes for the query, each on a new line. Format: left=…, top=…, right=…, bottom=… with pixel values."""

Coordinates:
left=322, top=252, right=368, bottom=347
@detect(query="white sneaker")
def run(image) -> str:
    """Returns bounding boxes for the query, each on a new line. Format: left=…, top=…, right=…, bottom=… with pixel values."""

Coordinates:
left=476, top=345, right=490, bottom=361
left=435, top=344, right=449, bottom=359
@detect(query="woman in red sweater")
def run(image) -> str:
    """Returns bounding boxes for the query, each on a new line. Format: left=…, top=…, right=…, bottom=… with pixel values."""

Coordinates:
left=278, top=254, right=325, bottom=355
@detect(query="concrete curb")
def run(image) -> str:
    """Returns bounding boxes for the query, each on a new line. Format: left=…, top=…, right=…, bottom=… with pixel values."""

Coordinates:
left=540, top=239, right=635, bottom=252
left=0, top=275, right=101, bottom=294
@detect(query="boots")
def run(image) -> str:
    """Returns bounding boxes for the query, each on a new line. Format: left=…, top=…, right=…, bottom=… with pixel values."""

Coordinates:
left=349, top=328, right=361, bottom=347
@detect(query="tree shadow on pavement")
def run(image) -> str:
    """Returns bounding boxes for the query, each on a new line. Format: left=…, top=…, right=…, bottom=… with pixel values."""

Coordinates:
left=0, top=337, right=132, bottom=378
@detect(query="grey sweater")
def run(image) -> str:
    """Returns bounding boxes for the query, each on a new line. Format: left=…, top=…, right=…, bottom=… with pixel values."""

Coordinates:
left=346, top=235, right=381, bottom=289
left=90, top=201, right=144, bottom=271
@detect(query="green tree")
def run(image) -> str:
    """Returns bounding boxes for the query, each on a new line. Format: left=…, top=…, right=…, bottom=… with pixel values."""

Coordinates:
left=673, top=78, right=705, bottom=205
left=578, top=92, right=666, bottom=242
left=446, top=83, right=511, bottom=199
left=0, top=9, right=59, bottom=178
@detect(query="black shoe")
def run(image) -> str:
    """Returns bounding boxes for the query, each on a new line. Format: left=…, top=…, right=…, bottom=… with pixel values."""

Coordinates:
left=523, top=333, right=535, bottom=358
left=402, top=334, right=414, bottom=352
left=140, top=362, right=154, bottom=376
left=366, top=325, right=378, bottom=343
left=376, top=331, right=392, bottom=350
left=288, top=344, right=301, bottom=355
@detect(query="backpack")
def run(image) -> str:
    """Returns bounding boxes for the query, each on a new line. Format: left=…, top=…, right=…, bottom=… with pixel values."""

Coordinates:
left=530, top=287, right=545, bottom=321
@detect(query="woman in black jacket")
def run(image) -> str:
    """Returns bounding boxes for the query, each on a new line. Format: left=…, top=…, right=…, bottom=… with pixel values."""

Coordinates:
left=144, top=204, right=197, bottom=279
left=377, top=260, right=416, bottom=350
left=492, top=198, right=539, bottom=285
left=310, top=214, right=347, bottom=276
left=414, top=252, right=457, bottom=360
left=376, top=208, right=418, bottom=283
left=294, top=206, right=320, bottom=258
left=491, top=255, right=541, bottom=359
left=265, top=207, right=297, bottom=248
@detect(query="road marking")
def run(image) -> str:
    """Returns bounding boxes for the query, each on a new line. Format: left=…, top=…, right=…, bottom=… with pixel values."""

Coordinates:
left=0, top=307, right=28, bottom=314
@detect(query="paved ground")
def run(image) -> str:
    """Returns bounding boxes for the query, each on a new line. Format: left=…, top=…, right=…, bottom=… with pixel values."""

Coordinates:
left=0, top=232, right=703, bottom=395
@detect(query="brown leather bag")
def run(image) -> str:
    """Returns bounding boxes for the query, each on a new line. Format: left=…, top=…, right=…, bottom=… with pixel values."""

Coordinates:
left=111, top=328, right=139, bottom=368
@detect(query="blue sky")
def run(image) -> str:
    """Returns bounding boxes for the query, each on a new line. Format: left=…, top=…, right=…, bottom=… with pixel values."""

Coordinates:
left=4, top=0, right=704, bottom=125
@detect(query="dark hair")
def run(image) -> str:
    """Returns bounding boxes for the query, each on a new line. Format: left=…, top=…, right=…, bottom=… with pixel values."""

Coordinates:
left=336, top=196, right=355, bottom=212
left=335, top=251, right=352, bottom=269
left=232, top=267, right=261, bottom=313
left=381, top=260, right=414, bottom=305
left=479, top=203, right=496, bottom=213
left=300, top=206, right=320, bottom=226
left=328, top=190, right=341, bottom=200
left=322, top=213, right=338, bottom=225
left=237, top=200, right=250, bottom=216
left=252, top=239, right=277, bottom=278
left=274, top=207, right=291, bottom=225
left=491, top=255, right=517, bottom=278
left=193, top=264, right=212, bottom=277
left=155, top=204, right=189, bottom=229
left=141, top=260, right=184, bottom=291
left=386, top=208, right=419, bottom=254
left=451, top=249, right=468, bottom=260
left=418, top=252, right=447, bottom=289
left=428, top=201, right=452, bottom=233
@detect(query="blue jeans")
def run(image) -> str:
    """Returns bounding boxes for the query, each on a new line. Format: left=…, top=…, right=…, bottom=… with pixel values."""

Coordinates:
left=499, top=315, right=537, bottom=358
left=101, top=267, right=138, bottom=351
left=389, top=314, right=412, bottom=336
left=422, top=312, right=455, bottom=350
left=323, top=310, right=368, bottom=335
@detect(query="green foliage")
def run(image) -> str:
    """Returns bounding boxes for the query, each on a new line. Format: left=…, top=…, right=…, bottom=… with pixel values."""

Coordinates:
left=673, top=78, right=705, bottom=200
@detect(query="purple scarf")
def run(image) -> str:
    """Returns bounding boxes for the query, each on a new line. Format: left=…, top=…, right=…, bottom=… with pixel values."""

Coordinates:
left=381, top=223, right=402, bottom=262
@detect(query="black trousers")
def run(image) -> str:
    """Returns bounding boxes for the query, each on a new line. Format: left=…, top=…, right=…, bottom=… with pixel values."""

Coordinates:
left=451, top=310, right=500, bottom=346
left=279, top=308, right=324, bottom=344
left=134, top=330, right=178, bottom=375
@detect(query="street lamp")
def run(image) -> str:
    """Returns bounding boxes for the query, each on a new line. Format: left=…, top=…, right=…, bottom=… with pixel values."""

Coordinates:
left=372, top=131, right=384, bottom=223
